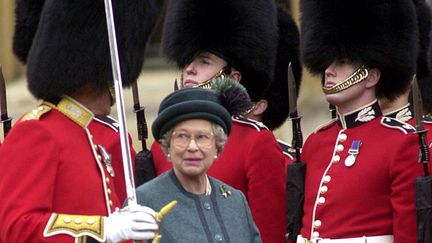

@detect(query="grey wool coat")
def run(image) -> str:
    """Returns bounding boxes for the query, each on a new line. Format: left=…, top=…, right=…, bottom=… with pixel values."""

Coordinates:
left=136, top=170, right=262, bottom=243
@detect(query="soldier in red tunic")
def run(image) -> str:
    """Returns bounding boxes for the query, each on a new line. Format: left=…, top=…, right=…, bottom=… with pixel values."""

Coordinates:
left=379, top=0, right=432, bottom=147
left=297, top=0, right=423, bottom=242
left=148, top=1, right=301, bottom=242
left=0, top=0, right=162, bottom=242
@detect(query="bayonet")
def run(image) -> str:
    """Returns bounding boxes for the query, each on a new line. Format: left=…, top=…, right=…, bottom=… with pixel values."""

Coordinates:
left=0, top=65, right=12, bottom=139
left=132, top=82, right=148, bottom=151
left=412, top=75, right=429, bottom=175
left=103, top=0, right=137, bottom=208
left=132, top=81, right=157, bottom=187
left=287, top=63, right=303, bottom=162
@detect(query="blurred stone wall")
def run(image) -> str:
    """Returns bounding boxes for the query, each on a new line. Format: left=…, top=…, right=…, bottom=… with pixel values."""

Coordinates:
left=0, top=0, right=22, bottom=82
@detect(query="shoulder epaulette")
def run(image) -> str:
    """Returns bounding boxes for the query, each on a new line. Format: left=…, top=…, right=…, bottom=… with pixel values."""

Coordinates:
left=277, top=139, right=295, bottom=160
left=93, top=116, right=119, bottom=132
left=380, top=117, right=416, bottom=134
left=20, top=103, right=53, bottom=122
left=314, top=119, right=337, bottom=133
left=232, top=115, right=268, bottom=131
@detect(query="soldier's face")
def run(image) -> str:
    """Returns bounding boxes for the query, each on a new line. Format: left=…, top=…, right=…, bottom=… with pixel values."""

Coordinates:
left=323, top=59, right=360, bottom=87
left=323, top=60, right=369, bottom=110
left=181, top=52, right=227, bottom=87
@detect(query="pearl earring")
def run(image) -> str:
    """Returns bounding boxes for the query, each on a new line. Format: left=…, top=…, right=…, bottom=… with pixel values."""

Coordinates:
left=214, top=155, right=218, bottom=159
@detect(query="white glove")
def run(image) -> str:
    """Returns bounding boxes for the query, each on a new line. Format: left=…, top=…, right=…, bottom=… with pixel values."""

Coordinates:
left=105, top=204, right=159, bottom=243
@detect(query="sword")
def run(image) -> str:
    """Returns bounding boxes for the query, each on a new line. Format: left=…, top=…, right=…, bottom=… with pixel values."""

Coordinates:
left=288, top=62, right=303, bottom=162
left=103, top=0, right=137, bottom=207
left=412, top=75, right=430, bottom=176
left=0, top=65, right=12, bottom=140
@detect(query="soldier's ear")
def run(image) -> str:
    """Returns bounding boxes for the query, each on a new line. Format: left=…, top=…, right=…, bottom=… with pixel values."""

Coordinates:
left=251, top=99, right=268, bottom=116
left=230, top=70, right=242, bottom=81
left=365, top=68, right=381, bottom=88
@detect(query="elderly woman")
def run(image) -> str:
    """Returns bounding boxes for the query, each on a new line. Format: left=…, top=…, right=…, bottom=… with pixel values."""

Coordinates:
left=136, top=82, right=261, bottom=243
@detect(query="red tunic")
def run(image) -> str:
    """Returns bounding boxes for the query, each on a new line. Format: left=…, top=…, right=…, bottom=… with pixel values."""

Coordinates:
left=89, top=116, right=136, bottom=203
left=0, top=97, right=120, bottom=242
left=300, top=101, right=423, bottom=242
left=152, top=115, right=287, bottom=243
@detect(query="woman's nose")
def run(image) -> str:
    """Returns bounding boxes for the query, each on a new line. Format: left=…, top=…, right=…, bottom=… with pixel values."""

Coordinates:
left=187, top=138, right=199, bottom=151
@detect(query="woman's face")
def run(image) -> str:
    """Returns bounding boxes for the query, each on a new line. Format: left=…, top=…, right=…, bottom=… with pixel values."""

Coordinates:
left=181, top=52, right=227, bottom=87
left=168, top=119, right=218, bottom=178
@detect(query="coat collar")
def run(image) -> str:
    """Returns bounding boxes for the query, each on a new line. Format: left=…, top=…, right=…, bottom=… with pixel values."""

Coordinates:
left=337, top=100, right=382, bottom=129
left=54, top=96, right=94, bottom=128
left=383, top=103, right=412, bottom=122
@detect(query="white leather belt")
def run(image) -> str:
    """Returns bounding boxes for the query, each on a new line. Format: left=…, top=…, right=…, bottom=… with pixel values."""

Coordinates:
left=297, top=234, right=394, bottom=243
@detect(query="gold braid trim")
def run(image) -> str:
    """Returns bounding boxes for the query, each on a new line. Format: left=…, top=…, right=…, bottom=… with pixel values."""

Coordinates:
left=322, top=65, right=369, bottom=94
left=43, top=213, right=105, bottom=242
left=152, top=201, right=177, bottom=243
left=56, top=96, right=94, bottom=128
left=20, top=104, right=52, bottom=121
left=179, top=69, right=227, bottom=90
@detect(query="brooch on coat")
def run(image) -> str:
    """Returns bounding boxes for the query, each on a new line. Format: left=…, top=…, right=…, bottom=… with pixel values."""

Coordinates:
left=97, top=145, right=115, bottom=177
left=219, top=185, right=232, bottom=198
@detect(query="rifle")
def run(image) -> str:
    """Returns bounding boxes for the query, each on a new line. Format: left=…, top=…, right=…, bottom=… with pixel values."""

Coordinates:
left=0, top=65, right=12, bottom=140
left=285, top=63, right=305, bottom=243
left=412, top=76, right=432, bottom=243
left=132, top=82, right=157, bottom=187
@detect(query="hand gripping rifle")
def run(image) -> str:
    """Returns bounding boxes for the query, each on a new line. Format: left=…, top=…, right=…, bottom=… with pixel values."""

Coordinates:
left=412, top=76, right=432, bottom=243
left=0, top=66, right=12, bottom=141
left=285, top=63, right=305, bottom=243
left=132, top=82, right=157, bottom=187
left=102, top=1, right=141, bottom=242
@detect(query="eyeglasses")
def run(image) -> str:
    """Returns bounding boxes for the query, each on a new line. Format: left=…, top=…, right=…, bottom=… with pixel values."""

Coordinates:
left=171, top=131, right=214, bottom=149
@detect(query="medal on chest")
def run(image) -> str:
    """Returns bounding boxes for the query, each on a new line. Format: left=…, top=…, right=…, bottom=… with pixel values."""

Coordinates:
left=97, top=145, right=115, bottom=177
left=345, top=140, right=361, bottom=167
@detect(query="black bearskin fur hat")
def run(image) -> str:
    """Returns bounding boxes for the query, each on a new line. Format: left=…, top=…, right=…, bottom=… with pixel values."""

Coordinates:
left=25, top=0, right=164, bottom=99
left=301, top=0, right=418, bottom=100
left=13, top=0, right=45, bottom=63
left=162, top=0, right=278, bottom=100
left=262, top=7, right=302, bottom=131
left=414, top=0, right=432, bottom=114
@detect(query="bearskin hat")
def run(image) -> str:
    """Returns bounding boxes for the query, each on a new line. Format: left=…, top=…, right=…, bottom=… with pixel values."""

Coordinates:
left=414, top=0, right=432, bottom=114
left=161, top=0, right=278, bottom=100
left=262, top=7, right=302, bottom=131
left=25, top=0, right=164, bottom=99
left=13, top=0, right=45, bottom=63
left=301, top=0, right=418, bottom=100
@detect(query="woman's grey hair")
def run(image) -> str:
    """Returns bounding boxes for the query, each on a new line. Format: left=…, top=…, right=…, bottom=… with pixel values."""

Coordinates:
left=159, top=123, right=227, bottom=157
